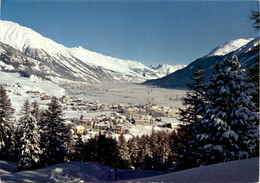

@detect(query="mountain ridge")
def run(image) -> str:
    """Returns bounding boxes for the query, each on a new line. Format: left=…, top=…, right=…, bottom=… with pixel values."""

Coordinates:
left=0, top=20, right=179, bottom=84
left=149, top=64, right=186, bottom=77
left=208, top=38, right=254, bottom=56
left=143, top=37, right=259, bottom=89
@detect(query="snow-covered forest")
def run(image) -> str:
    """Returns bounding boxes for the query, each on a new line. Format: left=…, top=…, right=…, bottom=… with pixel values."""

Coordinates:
left=0, top=55, right=259, bottom=182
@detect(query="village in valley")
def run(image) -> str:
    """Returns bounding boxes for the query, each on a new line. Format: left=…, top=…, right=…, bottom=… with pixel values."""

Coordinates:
left=2, top=80, right=182, bottom=141
left=63, top=98, right=179, bottom=137
left=32, top=91, right=180, bottom=139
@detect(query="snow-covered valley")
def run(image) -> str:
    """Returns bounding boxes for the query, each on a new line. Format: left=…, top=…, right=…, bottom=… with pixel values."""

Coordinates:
left=64, top=82, right=186, bottom=107
left=0, top=18, right=259, bottom=183
left=0, top=71, right=184, bottom=142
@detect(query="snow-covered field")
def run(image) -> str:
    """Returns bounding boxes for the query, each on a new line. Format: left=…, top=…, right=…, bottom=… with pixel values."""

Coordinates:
left=0, top=71, right=66, bottom=118
left=66, top=82, right=186, bottom=108
left=0, top=158, right=258, bottom=182
left=1, top=71, right=186, bottom=116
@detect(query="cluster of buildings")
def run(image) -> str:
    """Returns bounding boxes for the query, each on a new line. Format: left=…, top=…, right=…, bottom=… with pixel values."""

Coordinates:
left=65, top=112, right=132, bottom=136
left=65, top=98, right=107, bottom=112
left=25, top=91, right=106, bottom=112
left=23, top=89, right=178, bottom=137
left=65, top=102, right=178, bottom=136
left=120, top=102, right=178, bottom=118
left=27, top=90, right=59, bottom=101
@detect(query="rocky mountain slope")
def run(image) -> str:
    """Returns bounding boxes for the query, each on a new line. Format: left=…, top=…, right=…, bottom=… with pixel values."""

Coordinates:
left=0, top=20, right=179, bottom=84
left=144, top=37, right=259, bottom=89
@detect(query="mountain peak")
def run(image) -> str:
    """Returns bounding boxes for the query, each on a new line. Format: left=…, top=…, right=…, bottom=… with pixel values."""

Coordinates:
left=0, top=20, right=180, bottom=83
left=208, top=38, right=254, bottom=56
left=149, top=64, right=186, bottom=77
left=0, top=20, right=69, bottom=56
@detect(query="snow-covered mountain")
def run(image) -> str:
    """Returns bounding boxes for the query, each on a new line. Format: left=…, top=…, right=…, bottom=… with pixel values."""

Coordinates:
left=144, top=37, right=259, bottom=89
left=234, top=37, right=259, bottom=55
left=149, top=64, right=186, bottom=77
left=208, top=38, right=254, bottom=56
left=0, top=20, right=175, bottom=84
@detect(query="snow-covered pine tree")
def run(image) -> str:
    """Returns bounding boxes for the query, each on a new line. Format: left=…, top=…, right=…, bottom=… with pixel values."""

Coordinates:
left=39, top=98, right=69, bottom=166
left=250, top=9, right=260, bottom=31
left=155, top=131, right=171, bottom=170
left=84, top=135, right=98, bottom=162
left=18, top=100, right=42, bottom=171
left=83, top=133, right=117, bottom=166
left=247, top=60, right=259, bottom=113
left=137, top=134, right=154, bottom=169
left=177, top=68, right=206, bottom=170
left=8, top=125, right=20, bottom=162
left=72, top=134, right=87, bottom=162
left=0, top=84, right=15, bottom=160
left=20, top=99, right=30, bottom=116
left=167, top=130, right=178, bottom=169
left=96, top=133, right=117, bottom=166
left=195, top=56, right=259, bottom=166
left=127, top=136, right=139, bottom=169
left=31, top=101, right=41, bottom=122
left=118, top=133, right=130, bottom=168
left=140, top=134, right=154, bottom=170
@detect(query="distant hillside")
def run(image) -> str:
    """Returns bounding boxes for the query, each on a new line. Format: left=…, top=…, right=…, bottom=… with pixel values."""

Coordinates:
left=143, top=37, right=259, bottom=89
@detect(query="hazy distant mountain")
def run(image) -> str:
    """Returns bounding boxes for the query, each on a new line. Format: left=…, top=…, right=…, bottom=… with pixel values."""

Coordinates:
left=0, top=20, right=177, bottom=84
left=149, top=64, right=186, bottom=77
left=143, top=37, right=259, bottom=89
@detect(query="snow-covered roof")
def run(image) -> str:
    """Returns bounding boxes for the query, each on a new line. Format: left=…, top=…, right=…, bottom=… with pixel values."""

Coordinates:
left=74, top=125, right=85, bottom=129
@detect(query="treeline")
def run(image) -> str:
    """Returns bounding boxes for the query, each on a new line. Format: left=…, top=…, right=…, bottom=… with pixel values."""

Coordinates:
left=70, top=130, right=178, bottom=171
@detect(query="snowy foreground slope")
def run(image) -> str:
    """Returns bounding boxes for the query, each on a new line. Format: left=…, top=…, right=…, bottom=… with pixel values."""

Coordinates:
left=0, top=158, right=258, bottom=182
left=132, top=158, right=259, bottom=182
left=0, top=161, right=163, bottom=182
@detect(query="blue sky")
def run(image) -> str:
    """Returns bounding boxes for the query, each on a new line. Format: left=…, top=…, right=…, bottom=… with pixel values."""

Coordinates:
left=1, top=0, right=258, bottom=66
